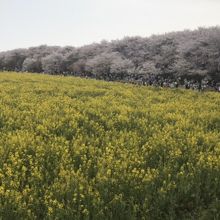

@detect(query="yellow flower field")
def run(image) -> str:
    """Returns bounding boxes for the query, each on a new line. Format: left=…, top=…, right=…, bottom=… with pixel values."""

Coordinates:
left=0, top=72, right=219, bottom=219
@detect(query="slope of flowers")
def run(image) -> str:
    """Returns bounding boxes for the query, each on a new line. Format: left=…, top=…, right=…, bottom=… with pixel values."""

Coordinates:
left=0, top=72, right=219, bottom=219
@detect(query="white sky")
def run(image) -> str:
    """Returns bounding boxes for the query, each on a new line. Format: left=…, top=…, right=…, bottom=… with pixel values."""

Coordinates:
left=0, top=0, right=220, bottom=51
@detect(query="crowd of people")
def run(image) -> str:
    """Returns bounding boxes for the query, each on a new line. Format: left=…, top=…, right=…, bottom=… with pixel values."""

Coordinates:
left=124, top=75, right=220, bottom=92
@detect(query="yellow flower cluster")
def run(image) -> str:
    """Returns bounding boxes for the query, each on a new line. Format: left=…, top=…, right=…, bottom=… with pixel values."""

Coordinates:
left=0, top=72, right=219, bottom=219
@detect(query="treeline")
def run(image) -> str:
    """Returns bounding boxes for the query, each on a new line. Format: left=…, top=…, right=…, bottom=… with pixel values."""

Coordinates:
left=0, top=27, right=220, bottom=84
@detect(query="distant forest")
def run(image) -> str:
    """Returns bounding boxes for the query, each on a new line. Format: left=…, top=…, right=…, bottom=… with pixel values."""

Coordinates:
left=0, top=27, right=220, bottom=84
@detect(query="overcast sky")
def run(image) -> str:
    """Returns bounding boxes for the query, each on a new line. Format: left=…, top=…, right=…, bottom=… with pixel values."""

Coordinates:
left=0, top=0, right=220, bottom=51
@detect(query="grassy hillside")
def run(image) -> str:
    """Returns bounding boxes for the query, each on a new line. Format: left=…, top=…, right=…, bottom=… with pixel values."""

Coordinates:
left=0, top=72, right=219, bottom=219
